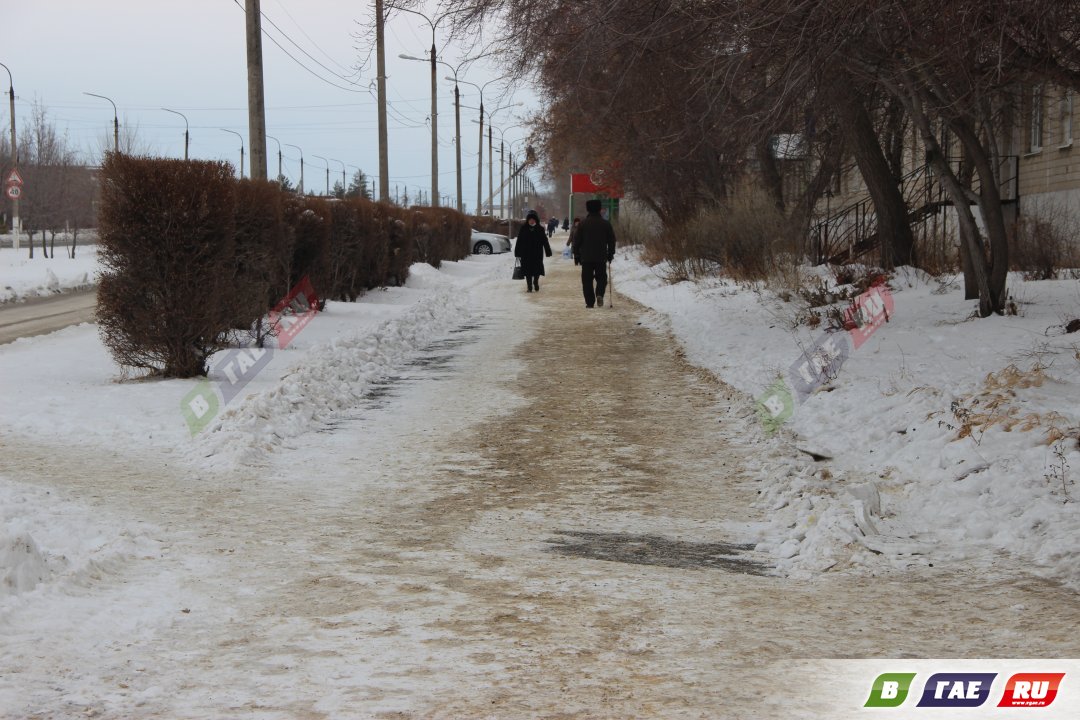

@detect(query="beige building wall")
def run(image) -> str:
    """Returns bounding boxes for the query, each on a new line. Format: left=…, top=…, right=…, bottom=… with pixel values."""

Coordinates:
left=1016, top=85, right=1079, bottom=216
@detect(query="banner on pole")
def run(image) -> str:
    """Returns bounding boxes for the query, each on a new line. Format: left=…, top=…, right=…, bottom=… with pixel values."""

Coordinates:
left=570, top=164, right=623, bottom=197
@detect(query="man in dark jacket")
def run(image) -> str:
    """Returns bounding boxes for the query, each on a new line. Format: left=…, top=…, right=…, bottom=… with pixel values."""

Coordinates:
left=571, top=199, right=616, bottom=307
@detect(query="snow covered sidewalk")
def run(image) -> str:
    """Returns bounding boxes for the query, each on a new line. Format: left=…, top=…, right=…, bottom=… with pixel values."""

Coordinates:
left=615, top=251, right=1080, bottom=589
left=3, top=253, right=1080, bottom=717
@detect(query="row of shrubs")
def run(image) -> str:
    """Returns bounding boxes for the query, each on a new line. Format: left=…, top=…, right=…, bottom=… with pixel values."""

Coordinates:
left=97, top=155, right=472, bottom=378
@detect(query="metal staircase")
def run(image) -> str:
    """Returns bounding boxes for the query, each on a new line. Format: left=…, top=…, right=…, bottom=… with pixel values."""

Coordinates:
left=809, top=156, right=1018, bottom=265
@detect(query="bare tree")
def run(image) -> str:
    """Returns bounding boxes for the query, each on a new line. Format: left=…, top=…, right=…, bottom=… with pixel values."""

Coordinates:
left=16, top=103, right=98, bottom=260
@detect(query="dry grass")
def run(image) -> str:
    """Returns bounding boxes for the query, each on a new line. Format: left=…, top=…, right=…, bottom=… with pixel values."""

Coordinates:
left=933, top=364, right=1080, bottom=446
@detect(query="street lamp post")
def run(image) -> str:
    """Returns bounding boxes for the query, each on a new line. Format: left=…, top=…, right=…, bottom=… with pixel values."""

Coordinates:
left=458, top=77, right=503, bottom=215
left=508, top=138, right=530, bottom=218
left=313, top=155, right=330, bottom=196
left=1, top=62, right=19, bottom=251
left=266, top=135, right=283, bottom=184
left=220, top=129, right=245, bottom=178
left=162, top=108, right=189, bottom=160
left=398, top=51, right=441, bottom=208
left=395, top=8, right=471, bottom=209
left=284, top=143, right=303, bottom=194
left=84, top=91, right=119, bottom=154
left=492, top=122, right=525, bottom=217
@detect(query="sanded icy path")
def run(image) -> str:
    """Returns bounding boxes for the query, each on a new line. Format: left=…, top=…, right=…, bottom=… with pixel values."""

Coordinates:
left=2, top=257, right=1078, bottom=718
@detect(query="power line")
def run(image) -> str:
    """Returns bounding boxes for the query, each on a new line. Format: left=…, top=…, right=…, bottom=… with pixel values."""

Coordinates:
left=230, top=0, right=365, bottom=94
left=268, top=0, right=362, bottom=78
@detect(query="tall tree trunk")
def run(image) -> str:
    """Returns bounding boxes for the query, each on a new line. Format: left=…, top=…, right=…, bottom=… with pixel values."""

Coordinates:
left=834, top=87, right=916, bottom=268
left=955, top=152, right=979, bottom=298
left=951, top=121, right=1009, bottom=313
left=905, top=86, right=996, bottom=315
left=756, top=141, right=785, bottom=211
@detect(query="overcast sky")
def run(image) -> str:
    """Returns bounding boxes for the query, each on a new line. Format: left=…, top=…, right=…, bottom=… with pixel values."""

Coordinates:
left=2, top=0, right=535, bottom=208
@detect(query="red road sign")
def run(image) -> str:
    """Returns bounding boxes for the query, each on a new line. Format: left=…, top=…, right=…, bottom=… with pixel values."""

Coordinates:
left=5, top=169, right=23, bottom=186
left=5, top=185, right=22, bottom=200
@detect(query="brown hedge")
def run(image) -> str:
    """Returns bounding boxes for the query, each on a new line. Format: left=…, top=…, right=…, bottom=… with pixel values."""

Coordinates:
left=97, top=154, right=239, bottom=377
left=97, top=157, right=473, bottom=377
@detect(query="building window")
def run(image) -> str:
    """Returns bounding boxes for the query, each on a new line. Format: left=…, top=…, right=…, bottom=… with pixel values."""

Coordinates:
left=1030, top=85, right=1044, bottom=152
left=1062, top=89, right=1074, bottom=147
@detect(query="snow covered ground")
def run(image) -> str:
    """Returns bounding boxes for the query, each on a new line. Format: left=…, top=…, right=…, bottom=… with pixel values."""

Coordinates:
left=2, top=244, right=1079, bottom=716
left=615, top=251, right=1080, bottom=588
left=0, top=239, right=100, bottom=303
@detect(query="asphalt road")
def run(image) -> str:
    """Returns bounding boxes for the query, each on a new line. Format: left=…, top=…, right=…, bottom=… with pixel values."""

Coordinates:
left=0, top=289, right=97, bottom=344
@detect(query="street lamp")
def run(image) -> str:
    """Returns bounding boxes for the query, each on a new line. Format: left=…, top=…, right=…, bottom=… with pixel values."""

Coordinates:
left=398, top=51, right=441, bottom=208
left=509, top=138, right=531, bottom=218
left=1, top=62, right=20, bottom=251
left=459, top=76, right=504, bottom=215
left=436, top=57, right=492, bottom=212
left=83, top=91, right=119, bottom=154
left=266, top=135, right=283, bottom=184
left=441, top=74, right=464, bottom=212
left=491, top=123, right=525, bottom=217
left=483, top=104, right=520, bottom=215
left=284, top=143, right=304, bottom=194
left=395, top=7, right=470, bottom=208
left=313, top=155, right=330, bottom=196
left=161, top=108, right=189, bottom=160
left=220, top=128, right=245, bottom=178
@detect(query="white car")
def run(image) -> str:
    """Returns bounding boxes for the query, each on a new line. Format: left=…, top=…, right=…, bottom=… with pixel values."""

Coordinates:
left=471, top=229, right=512, bottom=255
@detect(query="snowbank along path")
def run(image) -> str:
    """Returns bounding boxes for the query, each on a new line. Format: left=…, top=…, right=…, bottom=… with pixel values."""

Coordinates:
left=2, top=255, right=1079, bottom=718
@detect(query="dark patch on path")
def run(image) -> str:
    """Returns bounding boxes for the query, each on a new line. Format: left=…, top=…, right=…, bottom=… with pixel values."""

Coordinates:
left=546, top=530, right=770, bottom=575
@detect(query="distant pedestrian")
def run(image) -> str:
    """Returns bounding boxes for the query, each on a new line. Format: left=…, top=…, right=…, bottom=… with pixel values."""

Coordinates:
left=571, top=200, right=616, bottom=308
left=515, top=210, right=552, bottom=293
left=561, top=217, right=569, bottom=231
left=566, top=217, right=582, bottom=264
left=547, top=216, right=559, bottom=238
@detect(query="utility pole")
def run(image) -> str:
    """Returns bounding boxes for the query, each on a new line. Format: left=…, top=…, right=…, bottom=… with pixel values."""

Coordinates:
left=477, top=105, right=484, bottom=214
left=1, top=63, right=18, bottom=251
left=162, top=108, right=189, bottom=160
left=428, top=41, right=439, bottom=207
left=285, top=143, right=303, bottom=193
left=454, top=82, right=462, bottom=212
left=84, top=92, right=118, bottom=154
left=488, top=125, right=493, bottom=215
left=267, top=135, right=283, bottom=183
left=221, top=129, right=245, bottom=178
left=245, top=0, right=268, bottom=180
left=376, top=0, right=390, bottom=202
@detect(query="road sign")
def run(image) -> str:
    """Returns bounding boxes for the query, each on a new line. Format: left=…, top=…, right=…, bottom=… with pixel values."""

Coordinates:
left=5, top=185, right=22, bottom=200
left=5, top=169, right=23, bottom=186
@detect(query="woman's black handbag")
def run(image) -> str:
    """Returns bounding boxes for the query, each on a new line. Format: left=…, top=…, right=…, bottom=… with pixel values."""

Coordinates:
left=512, top=258, right=525, bottom=280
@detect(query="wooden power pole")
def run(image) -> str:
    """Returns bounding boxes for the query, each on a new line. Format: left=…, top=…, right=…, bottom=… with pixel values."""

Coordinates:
left=376, top=0, right=390, bottom=202
left=246, top=0, right=268, bottom=180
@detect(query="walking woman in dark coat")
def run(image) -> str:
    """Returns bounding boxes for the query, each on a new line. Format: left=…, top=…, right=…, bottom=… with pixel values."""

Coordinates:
left=515, top=210, right=552, bottom=292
